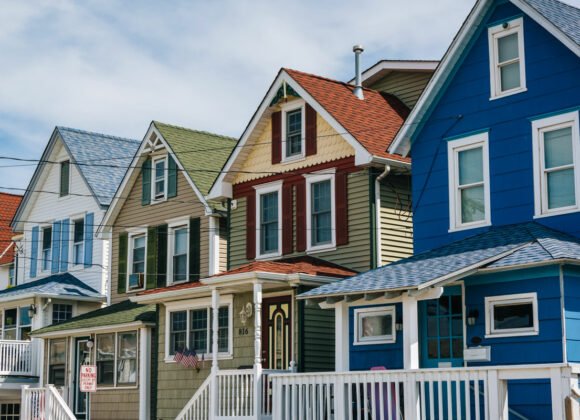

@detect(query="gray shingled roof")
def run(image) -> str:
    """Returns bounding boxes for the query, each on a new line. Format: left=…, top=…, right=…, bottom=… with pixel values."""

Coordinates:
left=524, top=0, right=580, bottom=45
left=0, top=273, right=103, bottom=302
left=57, top=127, right=140, bottom=207
left=299, top=223, right=580, bottom=298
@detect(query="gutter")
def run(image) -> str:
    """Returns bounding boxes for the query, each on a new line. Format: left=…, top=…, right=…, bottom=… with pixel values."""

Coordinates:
left=0, top=293, right=105, bottom=305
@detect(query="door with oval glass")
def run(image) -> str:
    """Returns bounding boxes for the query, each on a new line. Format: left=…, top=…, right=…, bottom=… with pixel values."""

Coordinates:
left=261, top=295, right=292, bottom=370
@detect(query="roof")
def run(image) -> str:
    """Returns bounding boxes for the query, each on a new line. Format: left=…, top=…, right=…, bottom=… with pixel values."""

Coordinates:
left=32, top=300, right=156, bottom=336
left=0, top=193, right=22, bottom=265
left=0, top=273, right=103, bottom=302
left=349, top=60, right=439, bottom=87
left=524, top=0, right=580, bottom=45
left=153, top=122, right=237, bottom=196
left=299, top=222, right=580, bottom=298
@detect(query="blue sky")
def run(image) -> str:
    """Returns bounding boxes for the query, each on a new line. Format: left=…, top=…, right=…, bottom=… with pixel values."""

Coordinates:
left=0, top=0, right=511, bottom=191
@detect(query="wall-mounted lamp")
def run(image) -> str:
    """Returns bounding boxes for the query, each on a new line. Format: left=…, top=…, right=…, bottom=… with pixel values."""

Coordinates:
left=86, top=337, right=95, bottom=350
left=467, top=309, right=479, bottom=326
left=395, top=318, right=403, bottom=332
left=28, top=304, right=37, bottom=319
left=239, top=302, right=253, bottom=326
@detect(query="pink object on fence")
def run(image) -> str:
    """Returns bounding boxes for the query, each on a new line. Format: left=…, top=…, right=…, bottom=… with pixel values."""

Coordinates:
left=370, top=366, right=398, bottom=419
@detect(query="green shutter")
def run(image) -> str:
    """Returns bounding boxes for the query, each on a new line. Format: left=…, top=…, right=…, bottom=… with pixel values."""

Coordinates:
left=167, top=155, right=177, bottom=198
left=157, top=225, right=168, bottom=288
left=118, top=233, right=128, bottom=294
left=142, top=158, right=151, bottom=206
left=189, top=218, right=201, bottom=282
left=146, top=226, right=158, bottom=289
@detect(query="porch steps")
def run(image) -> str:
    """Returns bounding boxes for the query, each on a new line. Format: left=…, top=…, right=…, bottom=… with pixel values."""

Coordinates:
left=175, top=374, right=212, bottom=420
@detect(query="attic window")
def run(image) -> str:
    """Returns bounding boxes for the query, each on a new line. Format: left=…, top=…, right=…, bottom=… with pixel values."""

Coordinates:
left=59, top=161, right=70, bottom=197
left=488, top=18, right=526, bottom=99
left=281, top=101, right=305, bottom=162
left=152, top=157, right=167, bottom=201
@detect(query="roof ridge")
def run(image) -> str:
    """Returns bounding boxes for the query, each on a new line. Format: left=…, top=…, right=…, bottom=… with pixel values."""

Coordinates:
left=283, top=68, right=383, bottom=94
left=57, top=126, right=140, bottom=144
left=153, top=121, right=237, bottom=142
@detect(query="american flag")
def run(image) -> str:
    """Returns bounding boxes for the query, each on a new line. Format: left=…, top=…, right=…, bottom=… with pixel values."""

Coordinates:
left=181, top=349, right=200, bottom=370
left=173, top=348, right=184, bottom=363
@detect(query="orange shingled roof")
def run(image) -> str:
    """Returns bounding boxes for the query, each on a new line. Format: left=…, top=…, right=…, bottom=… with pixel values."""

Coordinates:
left=0, top=193, right=22, bottom=266
left=284, top=68, right=410, bottom=162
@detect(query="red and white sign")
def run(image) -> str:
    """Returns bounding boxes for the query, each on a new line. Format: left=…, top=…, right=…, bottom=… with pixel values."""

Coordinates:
left=79, top=365, right=97, bottom=393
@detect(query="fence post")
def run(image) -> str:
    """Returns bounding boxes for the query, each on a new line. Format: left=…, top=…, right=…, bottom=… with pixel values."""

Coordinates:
left=487, top=369, right=508, bottom=420
left=551, top=366, right=575, bottom=420
left=334, top=375, right=345, bottom=420
left=21, top=385, right=29, bottom=420
left=404, top=374, right=420, bottom=420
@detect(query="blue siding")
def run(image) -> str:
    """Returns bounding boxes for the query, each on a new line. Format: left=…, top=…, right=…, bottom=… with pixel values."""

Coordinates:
left=564, top=266, right=580, bottom=362
left=411, top=1, right=580, bottom=253
left=349, top=304, right=403, bottom=371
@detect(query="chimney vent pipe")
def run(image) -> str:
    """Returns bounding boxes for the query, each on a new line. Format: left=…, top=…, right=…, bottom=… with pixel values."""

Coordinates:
left=353, top=44, right=364, bottom=100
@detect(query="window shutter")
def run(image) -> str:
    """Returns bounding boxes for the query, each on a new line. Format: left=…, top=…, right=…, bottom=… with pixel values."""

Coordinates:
left=271, top=111, right=282, bottom=164
left=296, top=179, right=307, bottom=252
left=246, top=191, right=256, bottom=260
left=189, top=218, right=201, bottom=282
left=146, top=226, right=158, bottom=289
left=84, top=213, right=94, bottom=268
left=336, top=171, right=349, bottom=246
left=60, top=219, right=70, bottom=272
left=167, top=155, right=178, bottom=198
left=30, top=226, right=39, bottom=278
left=282, top=183, right=293, bottom=255
left=118, top=233, right=128, bottom=294
left=51, top=221, right=61, bottom=274
left=305, top=104, right=317, bottom=156
left=142, top=158, right=152, bottom=206
left=157, top=225, right=168, bottom=288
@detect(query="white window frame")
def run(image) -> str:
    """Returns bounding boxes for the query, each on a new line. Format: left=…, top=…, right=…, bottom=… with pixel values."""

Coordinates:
left=127, top=228, right=147, bottom=292
left=72, top=217, right=85, bottom=267
left=353, top=306, right=396, bottom=345
left=532, top=111, right=580, bottom=218
left=305, top=171, right=336, bottom=252
left=485, top=292, right=539, bottom=338
left=448, top=132, right=491, bottom=232
left=255, top=181, right=283, bottom=259
left=280, top=100, right=306, bottom=163
left=488, top=17, right=526, bottom=100
left=167, top=218, right=190, bottom=285
left=94, top=329, right=139, bottom=389
left=151, top=155, right=168, bottom=203
left=40, top=225, right=52, bottom=273
left=164, top=295, right=234, bottom=363
left=0, top=306, right=32, bottom=341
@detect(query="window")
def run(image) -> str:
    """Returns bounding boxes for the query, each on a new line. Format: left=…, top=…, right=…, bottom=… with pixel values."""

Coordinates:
left=95, top=331, right=137, bottom=387
left=19, top=307, right=31, bottom=340
left=60, top=160, right=70, bottom=197
left=448, top=133, right=490, bottom=231
left=0, top=403, right=20, bottom=420
left=152, top=157, right=167, bottom=201
left=52, top=304, right=73, bottom=324
left=281, top=102, right=305, bottom=161
left=128, top=233, right=146, bottom=291
left=169, top=311, right=187, bottom=355
left=353, top=306, right=396, bottom=345
left=73, top=219, right=84, bottom=265
left=306, top=172, right=336, bottom=251
left=485, top=293, right=538, bottom=337
left=169, top=226, right=188, bottom=284
left=488, top=18, right=526, bottom=99
left=96, top=333, right=115, bottom=385
left=532, top=111, right=580, bottom=217
left=48, top=339, right=66, bottom=386
left=189, top=309, right=208, bottom=353
left=1, top=307, right=30, bottom=340
left=8, top=264, right=14, bottom=287
left=117, top=332, right=137, bottom=385
left=41, top=226, right=52, bottom=272
left=255, top=182, right=282, bottom=258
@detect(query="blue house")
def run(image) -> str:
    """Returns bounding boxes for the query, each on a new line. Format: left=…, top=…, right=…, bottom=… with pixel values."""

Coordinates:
left=275, top=0, right=580, bottom=419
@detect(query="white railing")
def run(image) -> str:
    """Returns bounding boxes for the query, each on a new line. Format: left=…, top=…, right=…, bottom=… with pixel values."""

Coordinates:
left=270, top=364, right=580, bottom=420
left=21, top=385, right=75, bottom=420
left=0, top=340, right=35, bottom=376
left=216, top=369, right=255, bottom=418
left=176, top=374, right=212, bottom=420
left=261, top=370, right=289, bottom=419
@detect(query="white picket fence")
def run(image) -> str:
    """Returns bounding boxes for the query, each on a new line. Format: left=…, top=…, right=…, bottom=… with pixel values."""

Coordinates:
left=0, top=340, right=36, bottom=376
left=21, top=385, right=76, bottom=420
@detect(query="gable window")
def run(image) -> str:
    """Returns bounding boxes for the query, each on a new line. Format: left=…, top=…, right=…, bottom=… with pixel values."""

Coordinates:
left=8, top=264, right=14, bottom=287
left=127, top=232, right=146, bottom=291
left=48, top=339, right=66, bottom=386
left=532, top=111, right=580, bottom=217
left=281, top=102, right=305, bottom=162
left=488, top=18, right=526, bottom=99
left=306, top=172, right=336, bottom=251
left=52, top=303, right=73, bottom=324
left=41, top=226, right=52, bottom=272
left=96, top=331, right=138, bottom=387
left=448, top=132, right=490, bottom=231
left=255, top=182, right=282, bottom=258
left=73, top=219, right=84, bottom=266
left=168, top=224, right=188, bottom=284
left=60, top=160, right=70, bottom=197
left=152, top=157, right=167, bottom=201
left=353, top=306, right=396, bottom=345
left=485, top=293, right=538, bottom=337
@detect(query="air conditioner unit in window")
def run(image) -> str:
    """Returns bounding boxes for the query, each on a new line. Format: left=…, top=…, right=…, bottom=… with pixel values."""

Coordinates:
left=128, top=273, right=145, bottom=290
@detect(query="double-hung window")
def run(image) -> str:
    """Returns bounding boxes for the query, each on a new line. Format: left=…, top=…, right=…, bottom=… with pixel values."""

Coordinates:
left=485, top=293, right=538, bottom=337
left=255, top=182, right=282, bottom=258
left=48, top=339, right=66, bottom=386
left=0, top=307, right=30, bottom=340
left=41, top=226, right=52, bottom=272
left=60, top=160, right=70, bottom=197
left=306, top=172, right=335, bottom=251
left=448, top=133, right=490, bottom=231
left=169, top=224, right=188, bottom=284
left=152, top=157, right=167, bottom=201
left=128, top=232, right=146, bottom=291
left=96, top=331, right=138, bottom=386
left=8, top=264, right=14, bottom=287
left=532, top=111, right=580, bottom=217
left=281, top=102, right=305, bottom=162
left=488, top=18, right=526, bottom=99
left=73, top=219, right=84, bottom=265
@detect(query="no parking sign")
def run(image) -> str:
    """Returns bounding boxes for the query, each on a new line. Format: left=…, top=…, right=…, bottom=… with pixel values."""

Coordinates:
left=80, top=365, right=97, bottom=393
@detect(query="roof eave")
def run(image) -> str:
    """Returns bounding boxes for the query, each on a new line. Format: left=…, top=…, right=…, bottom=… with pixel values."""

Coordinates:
left=31, top=320, right=155, bottom=339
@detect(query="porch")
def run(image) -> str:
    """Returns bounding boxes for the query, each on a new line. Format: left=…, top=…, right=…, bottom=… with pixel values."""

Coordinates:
left=0, top=339, right=37, bottom=377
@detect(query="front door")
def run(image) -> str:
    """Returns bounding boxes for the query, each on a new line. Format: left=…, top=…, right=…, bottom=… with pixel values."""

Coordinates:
left=420, top=286, right=464, bottom=368
left=261, top=295, right=292, bottom=370
left=73, top=338, right=91, bottom=419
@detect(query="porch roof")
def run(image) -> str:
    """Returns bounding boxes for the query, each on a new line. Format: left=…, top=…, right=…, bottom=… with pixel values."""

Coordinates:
left=299, top=222, right=580, bottom=299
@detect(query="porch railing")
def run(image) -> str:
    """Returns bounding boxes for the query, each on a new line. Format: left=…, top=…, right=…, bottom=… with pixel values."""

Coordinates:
left=0, top=340, right=36, bottom=376
left=21, top=385, right=75, bottom=420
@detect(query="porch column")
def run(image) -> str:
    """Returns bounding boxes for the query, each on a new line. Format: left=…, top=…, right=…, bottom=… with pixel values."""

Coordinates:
left=402, top=295, right=419, bottom=369
left=210, top=288, right=220, bottom=420
left=253, top=283, right=263, bottom=418
left=139, top=327, right=151, bottom=420
left=335, top=301, right=349, bottom=371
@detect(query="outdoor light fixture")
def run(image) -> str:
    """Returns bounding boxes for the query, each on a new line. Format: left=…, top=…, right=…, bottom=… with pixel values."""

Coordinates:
left=86, top=337, right=95, bottom=350
left=395, top=318, right=403, bottom=331
left=28, top=304, right=36, bottom=319
left=467, top=309, right=479, bottom=326
left=239, top=302, right=253, bottom=326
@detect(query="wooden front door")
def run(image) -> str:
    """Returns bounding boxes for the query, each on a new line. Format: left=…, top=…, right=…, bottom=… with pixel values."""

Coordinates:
left=261, top=295, right=292, bottom=370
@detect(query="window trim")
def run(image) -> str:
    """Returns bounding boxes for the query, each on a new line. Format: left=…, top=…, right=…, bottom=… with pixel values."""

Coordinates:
left=167, top=218, right=190, bottom=285
left=72, top=218, right=85, bottom=267
left=40, top=225, right=53, bottom=273
left=447, top=132, right=491, bottom=232
left=353, top=306, right=396, bottom=345
left=0, top=306, right=31, bottom=341
left=305, top=171, right=336, bottom=252
left=95, top=330, right=139, bottom=389
left=59, top=160, right=71, bottom=198
left=280, top=100, right=306, bottom=163
left=127, top=229, right=147, bottom=292
left=485, top=292, right=539, bottom=338
left=532, top=111, right=580, bottom=218
left=488, top=17, right=527, bottom=100
left=51, top=302, right=74, bottom=325
left=254, top=181, right=283, bottom=260
left=47, top=338, right=67, bottom=386
left=151, top=155, right=168, bottom=203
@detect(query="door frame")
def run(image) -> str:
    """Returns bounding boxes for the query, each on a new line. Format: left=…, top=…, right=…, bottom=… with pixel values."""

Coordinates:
left=72, top=337, right=91, bottom=419
left=261, top=293, right=294, bottom=370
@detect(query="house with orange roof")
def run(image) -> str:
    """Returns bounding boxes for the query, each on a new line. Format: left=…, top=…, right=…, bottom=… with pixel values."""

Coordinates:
left=0, top=193, right=22, bottom=290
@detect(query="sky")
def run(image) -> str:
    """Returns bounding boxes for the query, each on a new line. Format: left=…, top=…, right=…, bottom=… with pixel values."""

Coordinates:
left=0, top=0, right=570, bottom=193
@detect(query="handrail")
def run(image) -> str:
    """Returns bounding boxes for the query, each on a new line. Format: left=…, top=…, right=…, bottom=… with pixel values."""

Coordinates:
left=175, top=373, right=212, bottom=420
left=46, top=385, right=76, bottom=420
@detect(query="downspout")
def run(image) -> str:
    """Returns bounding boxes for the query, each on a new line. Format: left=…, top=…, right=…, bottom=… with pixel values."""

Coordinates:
left=375, top=165, right=391, bottom=268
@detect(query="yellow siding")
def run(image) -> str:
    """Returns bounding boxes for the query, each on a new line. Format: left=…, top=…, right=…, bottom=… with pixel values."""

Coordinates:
left=379, top=175, right=413, bottom=265
left=91, top=390, right=140, bottom=420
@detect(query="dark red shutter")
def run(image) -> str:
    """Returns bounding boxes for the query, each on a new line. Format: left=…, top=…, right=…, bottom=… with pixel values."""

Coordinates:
left=305, top=104, right=317, bottom=156
left=336, top=171, right=349, bottom=246
left=246, top=190, right=256, bottom=260
left=296, top=179, right=307, bottom=252
left=271, top=111, right=282, bottom=164
left=282, top=183, right=293, bottom=255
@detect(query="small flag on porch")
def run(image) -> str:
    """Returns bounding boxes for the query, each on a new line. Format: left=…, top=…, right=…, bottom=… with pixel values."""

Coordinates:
left=181, top=348, right=200, bottom=371
left=173, top=348, right=185, bottom=363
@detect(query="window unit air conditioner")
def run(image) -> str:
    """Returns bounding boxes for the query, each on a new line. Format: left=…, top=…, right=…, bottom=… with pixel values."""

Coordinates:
left=128, top=273, right=145, bottom=290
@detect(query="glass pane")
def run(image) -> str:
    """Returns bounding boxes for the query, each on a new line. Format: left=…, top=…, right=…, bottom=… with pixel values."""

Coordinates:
left=428, top=339, right=438, bottom=359
left=19, top=307, right=31, bottom=326
left=155, top=160, right=165, bottom=180
left=452, top=316, right=463, bottom=336
left=360, top=313, right=392, bottom=338
left=426, top=302, right=437, bottom=316
left=493, top=302, right=534, bottom=330
left=74, top=220, right=84, bottom=243
left=4, top=329, right=16, bottom=340
left=439, top=317, right=450, bottom=337
left=4, top=309, right=16, bottom=327
left=286, top=109, right=302, bottom=157
left=313, top=212, right=332, bottom=245
left=20, top=327, right=31, bottom=341
left=547, top=169, right=575, bottom=209
left=261, top=192, right=278, bottom=223
left=461, top=185, right=485, bottom=223
left=174, top=228, right=188, bottom=254
left=498, top=33, right=519, bottom=63
left=50, top=340, right=66, bottom=364
left=218, top=307, right=229, bottom=352
left=500, top=62, right=520, bottom=91
left=438, top=297, right=450, bottom=316
left=174, top=254, right=187, bottom=282
left=118, top=332, right=137, bottom=383
left=427, top=318, right=437, bottom=337
left=451, top=296, right=462, bottom=315
left=458, top=147, right=483, bottom=186
left=189, top=309, right=208, bottom=353
left=74, top=244, right=83, bottom=265
left=134, top=236, right=146, bottom=249
left=97, top=334, right=115, bottom=361
left=171, top=311, right=187, bottom=354
left=118, top=332, right=137, bottom=358
left=452, top=339, right=464, bottom=358
left=440, top=339, right=450, bottom=358
left=544, top=127, right=573, bottom=168
left=312, top=181, right=331, bottom=212
left=43, top=227, right=52, bottom=250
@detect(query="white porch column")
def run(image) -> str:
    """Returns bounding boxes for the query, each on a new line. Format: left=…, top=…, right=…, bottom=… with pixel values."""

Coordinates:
left=402, top=295, right=419, bottom=370
left=210, top=288, right=220, bottom=420
left=253, top=283, right=263, bottom=418
left=139, top=327, right=151, bottom=420
left=335, top=301, right=349, bottom=372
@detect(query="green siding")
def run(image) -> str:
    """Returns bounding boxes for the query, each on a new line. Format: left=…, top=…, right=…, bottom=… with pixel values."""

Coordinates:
left=369, top=71, right=432, bottom=109
left=379, top=175, right=413, bottom=265
left=301, top=303, right=335, bottom=372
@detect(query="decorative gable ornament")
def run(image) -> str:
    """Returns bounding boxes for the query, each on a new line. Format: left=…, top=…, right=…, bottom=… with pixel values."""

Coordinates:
left=269, top=80, right=301, bottom=107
